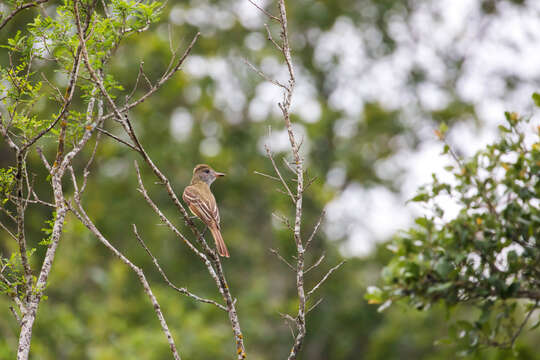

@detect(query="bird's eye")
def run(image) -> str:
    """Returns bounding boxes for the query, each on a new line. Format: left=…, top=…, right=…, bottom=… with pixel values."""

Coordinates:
left=204, top=169, right=210, bottom=173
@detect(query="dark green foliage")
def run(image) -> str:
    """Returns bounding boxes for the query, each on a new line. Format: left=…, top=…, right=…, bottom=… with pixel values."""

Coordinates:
left=370, top=109, right=540, bottom=352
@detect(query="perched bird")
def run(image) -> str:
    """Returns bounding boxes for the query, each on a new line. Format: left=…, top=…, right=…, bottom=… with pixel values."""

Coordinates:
left=182, top=164, right=229, bottom=257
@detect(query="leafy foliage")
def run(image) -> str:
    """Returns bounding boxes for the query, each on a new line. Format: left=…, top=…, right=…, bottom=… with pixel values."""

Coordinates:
left=369, top=104, right=540, bottom=352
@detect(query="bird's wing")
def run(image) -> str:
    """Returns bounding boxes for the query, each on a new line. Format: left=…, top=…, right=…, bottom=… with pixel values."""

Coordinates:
left=182, top=185, right=220, bottom=227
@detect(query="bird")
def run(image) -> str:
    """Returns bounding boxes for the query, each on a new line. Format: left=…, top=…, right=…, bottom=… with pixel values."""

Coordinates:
left=182, top=164, right=229, bottom=257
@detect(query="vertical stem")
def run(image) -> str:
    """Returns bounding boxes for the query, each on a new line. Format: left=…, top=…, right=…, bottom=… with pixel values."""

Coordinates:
left=275, top=0, right=307, bottom=358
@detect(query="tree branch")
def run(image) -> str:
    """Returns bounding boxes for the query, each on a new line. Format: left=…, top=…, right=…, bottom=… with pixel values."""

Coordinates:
left=132, top=224, right=227, bottom=311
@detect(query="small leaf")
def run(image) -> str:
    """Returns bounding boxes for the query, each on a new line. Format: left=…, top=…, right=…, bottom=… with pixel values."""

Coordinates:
left=410, top=193, right=429, bottom=202
left=532, top=92, right=540, bottom=107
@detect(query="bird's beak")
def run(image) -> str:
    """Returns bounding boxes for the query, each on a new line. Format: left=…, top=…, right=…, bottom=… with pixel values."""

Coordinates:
left=214, top=171, right=226, bottom=177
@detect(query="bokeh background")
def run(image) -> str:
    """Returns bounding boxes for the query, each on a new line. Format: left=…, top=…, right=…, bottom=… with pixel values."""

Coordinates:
left=1, top=0, right=540, bottom=358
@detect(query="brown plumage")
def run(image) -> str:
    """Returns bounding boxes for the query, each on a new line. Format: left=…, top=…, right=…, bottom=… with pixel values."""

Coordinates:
left=182, top=164, right=229, bottom=257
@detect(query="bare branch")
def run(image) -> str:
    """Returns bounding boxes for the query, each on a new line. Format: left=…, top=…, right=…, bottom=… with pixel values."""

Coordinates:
left=510, top=301, right=539, bottom=348
left=68, top=201, right=181, bottom=360
left=35, top=147, right=51, bottom=172
left=244, top=58, right=288, bottom=90
left=254, top=171, right=281, bottom=182
left=272, top=212, right=293, bottom=231
left=99, top=32, right=200, bottom=122
left=306, top=261, right=346, bottom=299
left=264, top=23, right=282, bottom=51
left=10, top=306, right=22, bottom=326
left=0, top=220, right=17, bottom=241
left=306, top=298, right=323, bottom=315
left=306, top=209, right=325, bottom=249
left=269, top=248, right=295, bottom=271
left=132, top=224, right=227, bottom=311
left=265, top=144, right=296, bottom=203
left=305, top=252, right=325, bottom=274
left=96, top=127, right=139, bottom=152
left=247, top=0, right=280, bottom=21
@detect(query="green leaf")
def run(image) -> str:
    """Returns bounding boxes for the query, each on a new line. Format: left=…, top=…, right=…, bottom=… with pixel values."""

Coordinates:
left=427, top=282, right=452, bottom=294
left=498, top=125, right=511, bottom=133
left=532, top=92, right=540, bottom=107
left=410, top=193, right=429, bottom=202
left=434, top=258, right=453, bottom=278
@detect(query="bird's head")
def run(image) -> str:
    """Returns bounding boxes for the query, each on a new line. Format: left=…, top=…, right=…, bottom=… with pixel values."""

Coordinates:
left=191, top=164, right=225, bottom=186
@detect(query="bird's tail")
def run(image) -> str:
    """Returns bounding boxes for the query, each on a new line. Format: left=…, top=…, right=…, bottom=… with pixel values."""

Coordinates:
left=210, top=225, right=229, bottom=258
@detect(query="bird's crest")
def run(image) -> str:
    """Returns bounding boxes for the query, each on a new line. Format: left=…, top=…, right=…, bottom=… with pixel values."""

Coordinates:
left=193, top=164, right=211, bottom=174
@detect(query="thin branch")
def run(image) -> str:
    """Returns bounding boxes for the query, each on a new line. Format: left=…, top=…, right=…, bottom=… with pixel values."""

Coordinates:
left=304, top=175, right=317, bottom=191
left=306, top=209, right=325, bottom=249
left=265, top=144, right=296, bottom=203
left=125, top=62, right=145, bottom=104
left=510, top=301, right=539, bottom=347
left=96, top=127, right=139, bottom=152
left=0, top=220, right=17, bottom=241
left=269, top=248, right=295, bottom=271
left=254, top=171, right=280, bottom=182
left=10, top=306, right=22, bottom=326
left=68, top=200, right=181, bottom=360
left=0, top=0, right=49, bottom=31
left=20, top=31, right=85, bottom=152
left=282, top=157, right=297, bottom=174
left=264, top=23, right=282, bottom=51
left=306, top=261, right=346, bottom=299
left=99, top=32, right=200, bottom=122
left=306, top=298, right=323, bottom=315
left=247, top=0, right=280, bottom=21
left=35, top=147, right=51, bottom=172
left=272, top=212, right=293, bottom=231
left=133, top=224, right=227, bottom=311
left=244, top=58, right=288, bottom=90
left=305, top=252, right=325, bottom=274
left=0, top=113, right=19, bottom=151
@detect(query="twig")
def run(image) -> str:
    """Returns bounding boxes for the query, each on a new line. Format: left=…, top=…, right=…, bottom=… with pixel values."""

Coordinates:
left=305, top=252, right=325, bottom=274
left=247, top=0, right=280, bottom=21
left=35, top=147, right=51, bottom=172
left=264, top=23, right=282, bottom=51
left=68, top=200, right=181, bottom=360
left=306, top=209, right=325, bottom=249
left=272, top=212, right=293, bottom=231
left=132, top=224, right=227, bottom=311
left=306, top=261, right=346, bottom=298
left=99, top=32, right=200, bottom=122
left=265, top=144, right=296, bottom=203
left=254, top=171, right=281, bottom=182
left=510, top=300, right=539, bottom=347
left=9, top=306, right=22, bottom=326
left=0, top=0, right=49, bottom=31
left=96, top=127, right=139, bottom=152
left=306, top=298, right=323, bottom=315
left=244, top=58, right=288, bottom=90
left=0, top=220, right=17, bottom=241
left=269, top=248, right=295, bottom=271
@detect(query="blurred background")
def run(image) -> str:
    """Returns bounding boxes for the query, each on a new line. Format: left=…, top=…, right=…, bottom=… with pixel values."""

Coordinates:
left=1, top=0, right=540, bottom=358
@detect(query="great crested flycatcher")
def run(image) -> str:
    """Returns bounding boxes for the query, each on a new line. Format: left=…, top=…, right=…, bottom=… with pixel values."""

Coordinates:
left=182, top=164, right=229, bottom=257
